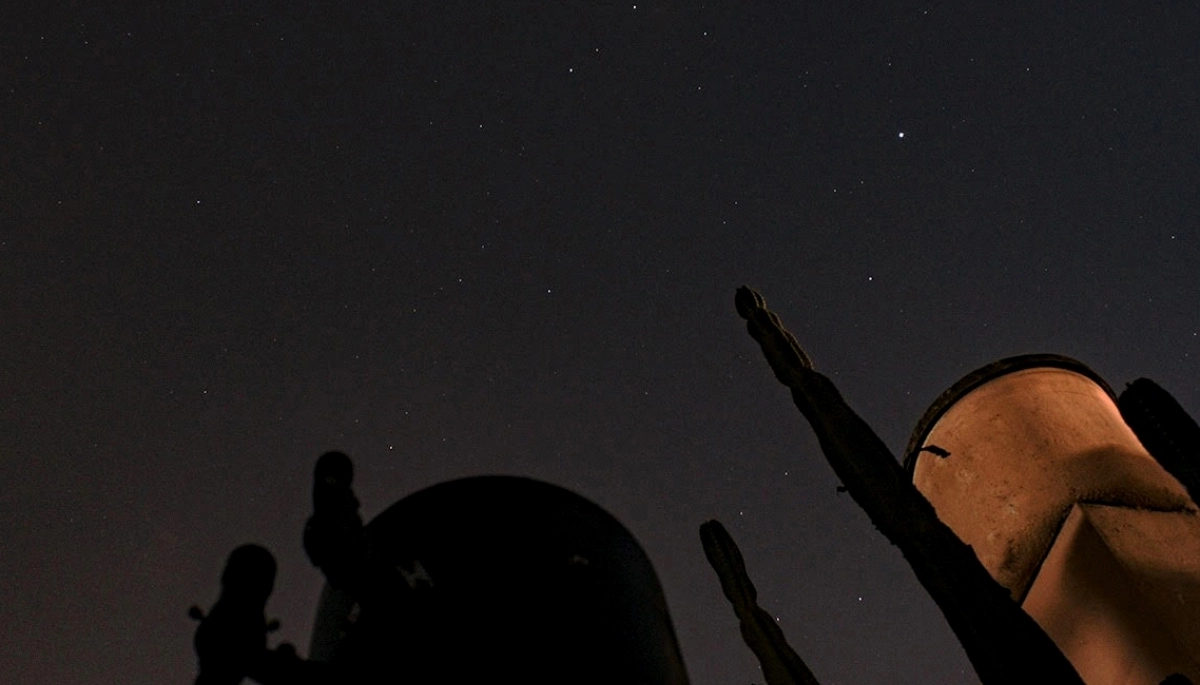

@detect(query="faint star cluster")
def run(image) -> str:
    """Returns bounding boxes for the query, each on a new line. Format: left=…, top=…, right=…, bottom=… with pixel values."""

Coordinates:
left=5, top=3, right=1200, bottom=685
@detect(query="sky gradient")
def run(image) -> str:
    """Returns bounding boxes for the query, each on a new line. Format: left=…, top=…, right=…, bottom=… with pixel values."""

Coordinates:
left=5, top=2, right=1200, bottom=683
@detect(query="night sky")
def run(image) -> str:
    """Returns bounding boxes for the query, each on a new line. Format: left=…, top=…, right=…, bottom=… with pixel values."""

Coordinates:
left=5, top=1, right=1200, bottom=683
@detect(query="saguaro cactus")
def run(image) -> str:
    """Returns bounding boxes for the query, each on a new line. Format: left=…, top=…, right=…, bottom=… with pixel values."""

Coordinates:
left=731, top=286, right=1085, bottom=685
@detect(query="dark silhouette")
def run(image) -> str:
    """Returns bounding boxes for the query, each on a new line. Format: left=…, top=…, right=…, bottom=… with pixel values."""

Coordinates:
left=192, top=458, right=689, bottom=684
left=187, top=290, right=1200, bottom=684
left=303, top=451, right=368, bottom=595
left=190, top=545, right=277, bottom=685
left=189, top=545, right=325, bottom=685
left=919, top=444, right=951, bottom=458
left=1119, top=378, right=1200, bottom=506
left=700, top=520, right=819, bottom=685
left=728, top=286, right=1085, bottom=685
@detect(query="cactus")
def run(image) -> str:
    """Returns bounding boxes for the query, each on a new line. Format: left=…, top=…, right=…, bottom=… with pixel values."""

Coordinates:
left=700, top=520, right=820, bottom=685
left=190, top=453, right=358, bottom=685
left=1119, top=378, right=1200, bottom=506
left=190, top=545, right=325, bottom=685
left=732, top=286, right=1084, bottom=685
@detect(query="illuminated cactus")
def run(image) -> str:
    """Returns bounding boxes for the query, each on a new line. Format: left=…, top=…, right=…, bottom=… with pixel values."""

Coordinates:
left=728, top=286, right=1085, bottom=685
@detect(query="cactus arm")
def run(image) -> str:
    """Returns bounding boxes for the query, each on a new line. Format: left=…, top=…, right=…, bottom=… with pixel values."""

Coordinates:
left=735, top=286, right=1084, bottom=685
left=701, top=520, right=822, bottom=685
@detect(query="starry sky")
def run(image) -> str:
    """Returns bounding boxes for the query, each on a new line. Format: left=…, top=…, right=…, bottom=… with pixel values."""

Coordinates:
left=4, top=1, right=1200, bottom=683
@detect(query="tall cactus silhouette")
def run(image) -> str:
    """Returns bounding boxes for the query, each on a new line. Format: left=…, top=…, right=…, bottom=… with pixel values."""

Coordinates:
left=729, top=286, right=1085, bottom=685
